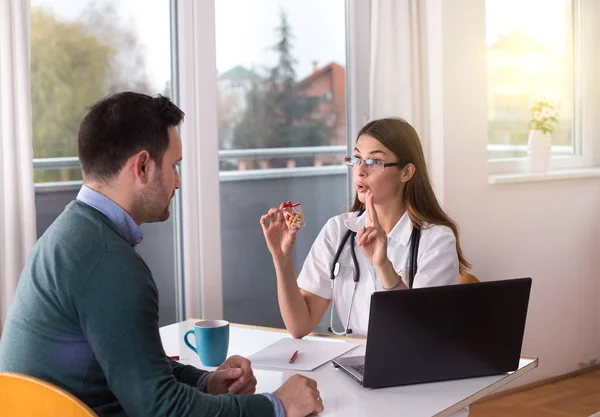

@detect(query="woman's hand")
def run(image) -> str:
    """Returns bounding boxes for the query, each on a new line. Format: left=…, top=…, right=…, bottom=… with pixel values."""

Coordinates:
left=260, top=202, right=298, bottom=262
left=357, top=191, right=389, bottom=268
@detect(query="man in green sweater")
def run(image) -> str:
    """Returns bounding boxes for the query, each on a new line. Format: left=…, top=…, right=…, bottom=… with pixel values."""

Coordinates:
left=0, top=92, right=323, bottom=417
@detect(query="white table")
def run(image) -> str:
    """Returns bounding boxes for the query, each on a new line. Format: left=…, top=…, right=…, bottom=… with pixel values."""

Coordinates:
left=160, top=320, right=538, bottom=417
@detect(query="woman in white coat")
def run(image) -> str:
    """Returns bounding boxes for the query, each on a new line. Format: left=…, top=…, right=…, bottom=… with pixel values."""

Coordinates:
left=260, top=117, right=470, bottom=337
left=261, top=118, right=470, bottom=415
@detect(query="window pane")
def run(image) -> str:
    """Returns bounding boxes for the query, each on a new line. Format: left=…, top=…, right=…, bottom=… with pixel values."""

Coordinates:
left=486, top=0, right=575, bottom=159
left=216, top=0, right=348, bottom=330
left=31, top=0, right=172, bottom=183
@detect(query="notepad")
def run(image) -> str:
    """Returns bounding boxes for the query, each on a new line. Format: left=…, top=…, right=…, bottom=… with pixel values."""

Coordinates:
left=247, top=337, right=360, bottom=371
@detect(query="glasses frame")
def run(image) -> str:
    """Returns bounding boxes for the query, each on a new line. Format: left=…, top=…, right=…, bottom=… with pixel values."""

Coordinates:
left=344, top=155, right=403, bottom=172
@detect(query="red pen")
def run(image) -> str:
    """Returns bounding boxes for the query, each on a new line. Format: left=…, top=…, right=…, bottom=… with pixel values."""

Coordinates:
left=169, top=355, right=180, bottom=360
left=289, top=350, right=299, bottom=364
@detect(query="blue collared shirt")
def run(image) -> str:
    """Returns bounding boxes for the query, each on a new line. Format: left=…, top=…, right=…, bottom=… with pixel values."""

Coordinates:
left=75, top=186, right=283, bottom=415
left=76, top=185, right=143, bottom=247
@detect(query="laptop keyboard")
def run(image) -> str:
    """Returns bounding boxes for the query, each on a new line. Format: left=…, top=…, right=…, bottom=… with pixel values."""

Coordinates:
left=350, top=364, right=365, bottom=376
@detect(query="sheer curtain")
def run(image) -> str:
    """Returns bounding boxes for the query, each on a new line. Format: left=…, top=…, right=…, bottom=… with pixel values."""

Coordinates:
left=0, top=0, right=37, bottom=335
left=369, top=0, right=427, bottom=140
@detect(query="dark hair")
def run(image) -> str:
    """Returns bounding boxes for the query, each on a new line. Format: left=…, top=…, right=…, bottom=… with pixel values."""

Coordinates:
left=350, top=117, right=471, bottom=273
left=78, top=92, right=184, bottom=181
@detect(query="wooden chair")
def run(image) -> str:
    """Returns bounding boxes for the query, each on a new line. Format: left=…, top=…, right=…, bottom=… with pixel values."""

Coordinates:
left=0, top=372, right=98, bottom=417
left=459, top=272, right=480, bottom=284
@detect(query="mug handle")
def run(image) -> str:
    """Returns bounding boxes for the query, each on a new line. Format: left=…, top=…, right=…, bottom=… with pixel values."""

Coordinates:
left=184, top=330, right=197, bottom=354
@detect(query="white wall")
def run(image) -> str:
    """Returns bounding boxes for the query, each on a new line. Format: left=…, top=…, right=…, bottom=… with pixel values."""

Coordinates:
left=430, top=0, right=600, bottom=388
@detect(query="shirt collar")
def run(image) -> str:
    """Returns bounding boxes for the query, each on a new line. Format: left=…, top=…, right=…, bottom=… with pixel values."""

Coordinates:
left=76, top=185, right=143, bottom=247
left=344, top=210, right=413, bottom=246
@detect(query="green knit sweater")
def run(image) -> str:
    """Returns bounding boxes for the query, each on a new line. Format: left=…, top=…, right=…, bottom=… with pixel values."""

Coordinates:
left=0, top=201, right=274, bottom=417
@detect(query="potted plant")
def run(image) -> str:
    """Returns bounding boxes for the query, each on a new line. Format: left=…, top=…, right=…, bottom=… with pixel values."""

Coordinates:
left=528, top=98, right=559, bottom=173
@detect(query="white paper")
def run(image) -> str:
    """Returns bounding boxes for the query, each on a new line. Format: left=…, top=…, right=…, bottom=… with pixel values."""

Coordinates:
left=247, top=337, right=359, bottom=371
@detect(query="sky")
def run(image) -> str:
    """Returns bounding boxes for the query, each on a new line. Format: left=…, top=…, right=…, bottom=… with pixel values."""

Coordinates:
left=214, top=0, right=346, bottom=78
left=31, top=0, right=347, bottom=93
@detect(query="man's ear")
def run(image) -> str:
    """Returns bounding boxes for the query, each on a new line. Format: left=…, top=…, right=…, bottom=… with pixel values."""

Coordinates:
left=401, top=163, right=416, bottom=183
left=131, top=150, right=152, bottom=184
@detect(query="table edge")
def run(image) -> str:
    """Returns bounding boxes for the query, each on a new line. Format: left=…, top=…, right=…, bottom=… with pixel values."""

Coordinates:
left=432, top=357, right=539, bottom=417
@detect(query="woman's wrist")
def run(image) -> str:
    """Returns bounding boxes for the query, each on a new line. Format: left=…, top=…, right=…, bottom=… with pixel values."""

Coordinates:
left=376, top=259, right=405, bottom=290
left=272, top=254, right=293, bottom=268
left=373, top=258, right=393, bottom=273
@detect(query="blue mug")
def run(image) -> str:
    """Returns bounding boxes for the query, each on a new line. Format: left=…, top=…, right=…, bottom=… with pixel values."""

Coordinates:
left=184, top=320, right=229, bottom=367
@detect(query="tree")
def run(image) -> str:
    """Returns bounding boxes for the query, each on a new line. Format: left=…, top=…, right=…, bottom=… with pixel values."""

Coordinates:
left=232, top=11, right=331, bottom=152
left=30, top=2, right=152, bottom=183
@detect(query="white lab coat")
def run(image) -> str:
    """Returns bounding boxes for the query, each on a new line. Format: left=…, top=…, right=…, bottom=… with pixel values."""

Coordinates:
left=297, top=210, right=469, bottom=417
left=297, top=210, right=459, bottom=337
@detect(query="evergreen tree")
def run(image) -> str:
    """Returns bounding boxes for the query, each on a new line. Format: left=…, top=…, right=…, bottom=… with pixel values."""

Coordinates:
left=233, top=10, right=331, bottom=151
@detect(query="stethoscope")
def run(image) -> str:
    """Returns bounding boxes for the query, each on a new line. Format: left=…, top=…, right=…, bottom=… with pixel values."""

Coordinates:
left=327, top=210, right=422, bottom=336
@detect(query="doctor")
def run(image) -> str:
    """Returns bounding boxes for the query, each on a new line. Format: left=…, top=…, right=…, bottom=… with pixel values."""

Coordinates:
left=260, top=118, right=471, bottom=417
left=259, top=117, right=470, bottom=339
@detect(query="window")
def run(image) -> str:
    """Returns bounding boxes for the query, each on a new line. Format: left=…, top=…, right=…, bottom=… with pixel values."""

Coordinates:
left=31, top=0, right=172, bottom=184
left=214, top=0, right=348, bottom=329
left=486, top=0, right=576, bottom=161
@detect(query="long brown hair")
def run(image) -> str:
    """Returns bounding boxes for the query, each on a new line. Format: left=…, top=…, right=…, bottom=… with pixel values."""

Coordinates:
left=350, top=117, right=470, bottom=273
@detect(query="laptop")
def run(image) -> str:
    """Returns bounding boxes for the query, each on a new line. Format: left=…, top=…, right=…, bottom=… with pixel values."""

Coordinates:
left=332, top=277, right=532, bottom=388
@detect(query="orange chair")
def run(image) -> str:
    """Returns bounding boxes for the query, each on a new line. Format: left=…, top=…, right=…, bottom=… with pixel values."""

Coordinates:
left=0, top=372, right=98, bottom=417
left=459, top=272, right=480, bottom=284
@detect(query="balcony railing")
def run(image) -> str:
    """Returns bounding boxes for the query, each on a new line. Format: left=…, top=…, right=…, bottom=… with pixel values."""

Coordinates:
left=33, top=146, right=348, bottom=191
left=33, top=145, right=347, bottom=170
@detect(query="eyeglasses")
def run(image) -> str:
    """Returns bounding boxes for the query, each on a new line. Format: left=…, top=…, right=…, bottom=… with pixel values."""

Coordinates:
left=344, top=156, right=402, bottom=173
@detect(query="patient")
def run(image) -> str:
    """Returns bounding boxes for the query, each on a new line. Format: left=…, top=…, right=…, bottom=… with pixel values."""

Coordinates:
left=0, top=92, right=323, bottom=417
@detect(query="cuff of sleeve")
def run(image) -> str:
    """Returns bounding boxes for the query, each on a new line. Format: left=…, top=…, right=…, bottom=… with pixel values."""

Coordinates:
left=297, top=281, right=332, bottom=300
left=196, top=372, right=213, bottom=393
left=262, top=393, right=285, bottom=417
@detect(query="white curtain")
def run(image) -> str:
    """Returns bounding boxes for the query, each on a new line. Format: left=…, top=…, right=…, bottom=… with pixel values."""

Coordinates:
left=369, top=0, right=426, bottom=137
left=0, top=0, right=37, bottom=335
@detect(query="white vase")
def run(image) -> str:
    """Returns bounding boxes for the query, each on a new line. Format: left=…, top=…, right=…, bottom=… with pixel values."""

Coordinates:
left=527, top=130, right=551, bottom=173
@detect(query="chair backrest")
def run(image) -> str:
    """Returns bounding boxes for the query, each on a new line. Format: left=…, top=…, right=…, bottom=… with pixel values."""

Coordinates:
left=0, top=372, right=98, bottom=417
left=459, top=272, right=480, bottom=284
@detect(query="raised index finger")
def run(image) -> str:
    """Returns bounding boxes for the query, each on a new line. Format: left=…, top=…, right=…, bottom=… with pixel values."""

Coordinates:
left=367, top=191, right=380, bottom=227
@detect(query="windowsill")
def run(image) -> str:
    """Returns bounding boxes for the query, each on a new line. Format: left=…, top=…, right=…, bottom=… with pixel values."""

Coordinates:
left=489, top=167, right=600, bottom=184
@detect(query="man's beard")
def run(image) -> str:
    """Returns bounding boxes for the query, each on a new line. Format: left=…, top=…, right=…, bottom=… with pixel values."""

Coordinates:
left=139, top=173, right=172, bottom=223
